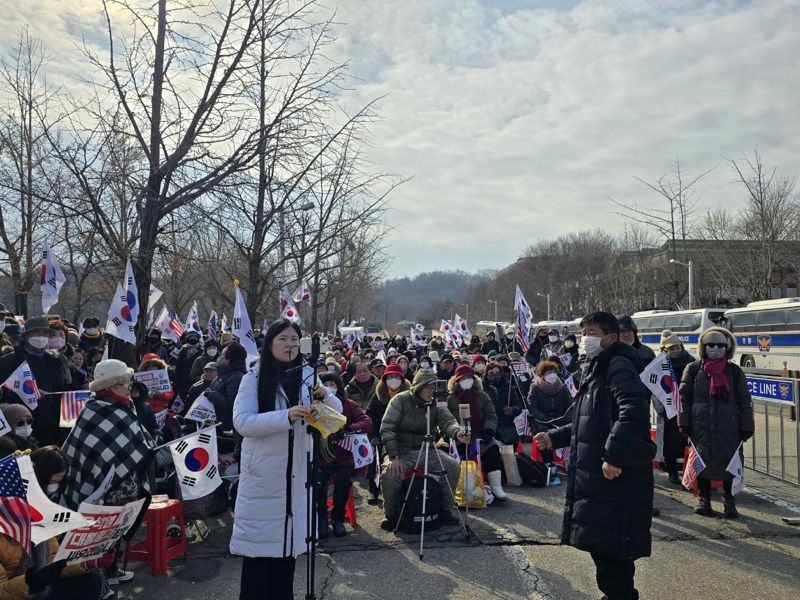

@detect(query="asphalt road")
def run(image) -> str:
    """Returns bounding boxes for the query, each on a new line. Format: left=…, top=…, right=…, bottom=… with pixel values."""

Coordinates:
left=114, top=467, right=800, bottom=600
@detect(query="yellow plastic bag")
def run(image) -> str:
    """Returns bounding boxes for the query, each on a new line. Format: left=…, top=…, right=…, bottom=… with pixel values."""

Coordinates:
left=306, top=401, right=347, bottom=439
left=455, top=460, right=487, bottom=509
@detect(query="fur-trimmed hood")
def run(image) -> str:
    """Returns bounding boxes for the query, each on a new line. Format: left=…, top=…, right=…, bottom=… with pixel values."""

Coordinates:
left=698, top=326, right=736, bottom=359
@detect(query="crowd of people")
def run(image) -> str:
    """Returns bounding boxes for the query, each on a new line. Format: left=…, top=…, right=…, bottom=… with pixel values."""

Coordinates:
left=0, top=305, right=754, bottom=600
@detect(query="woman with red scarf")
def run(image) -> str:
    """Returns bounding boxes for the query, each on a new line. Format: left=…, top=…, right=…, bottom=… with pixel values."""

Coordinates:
left=528, top=360, right=574, bottom=461
left=678, top=327, right=754, bottom=518
left=445, top=365, right=506, bottom=501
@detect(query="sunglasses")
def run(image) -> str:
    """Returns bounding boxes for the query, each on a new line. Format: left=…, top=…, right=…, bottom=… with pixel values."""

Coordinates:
left=16, top=419, right=33, bottom=426
left=705, top=343, right=727, bottom=349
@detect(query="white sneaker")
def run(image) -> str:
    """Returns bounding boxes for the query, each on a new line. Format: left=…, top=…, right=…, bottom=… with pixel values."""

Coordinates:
left=106, top=569, right=135, bottom=585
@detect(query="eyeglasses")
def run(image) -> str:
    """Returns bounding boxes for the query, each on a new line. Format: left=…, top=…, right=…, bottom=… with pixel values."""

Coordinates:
left=705, top=343, right=727, bottom=349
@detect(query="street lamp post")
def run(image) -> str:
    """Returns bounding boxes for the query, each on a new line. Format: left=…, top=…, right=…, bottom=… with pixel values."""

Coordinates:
left=460, top=303, right=469, bottom=322
left=537, top=292, right=551, bottom=320
left=488, top=299, right=498, bottom=322
left=669, top=259, right=694, bottom=310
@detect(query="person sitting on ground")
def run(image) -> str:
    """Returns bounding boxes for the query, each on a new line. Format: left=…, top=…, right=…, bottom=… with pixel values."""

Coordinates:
left=527, top=360, right=574, bottom=461
left=345, top=362, right=378, bottom=410
left=205, top=342, right=248, bottom=431
left=0, top=447, right=104, bottom=600
left=316, top=373, right=373, bottom=539
left=184, top=362, right=218, bottom=412
left=137, top=354, right=175, bottom=414
left=62, top=359, right=155, bottom=587
left=366, top=363, right=409, bottom=504
left=445, top=365, right=506, bottom=501
left=0, top=403, right=39, bottom=453
left=379, top=370, right=470, bottom=531
left=484, top=360, right=525, bottom=447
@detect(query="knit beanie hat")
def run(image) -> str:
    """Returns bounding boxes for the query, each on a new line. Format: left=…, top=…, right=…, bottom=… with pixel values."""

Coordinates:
left=455, top=365, right=475, bottom=381
left=470, top=354, right=487, bottom=366
left=381, top=363, right=405, bottom=381
left=660, top=329, right=682, bottom=349
left=90, top=359, right=134, bottom=392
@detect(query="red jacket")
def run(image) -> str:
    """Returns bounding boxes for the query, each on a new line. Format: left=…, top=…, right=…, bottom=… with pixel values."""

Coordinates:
left=320, top=397, right=373, bottom=468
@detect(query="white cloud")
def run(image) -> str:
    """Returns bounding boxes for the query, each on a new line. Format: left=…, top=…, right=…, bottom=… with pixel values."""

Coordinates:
left=327, top=0, right=800, bottom=276
left=1, top=0, right=798, bottom=279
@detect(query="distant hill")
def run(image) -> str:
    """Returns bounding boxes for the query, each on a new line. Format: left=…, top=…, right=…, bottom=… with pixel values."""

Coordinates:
left=378, top=270, right=493, bottom=328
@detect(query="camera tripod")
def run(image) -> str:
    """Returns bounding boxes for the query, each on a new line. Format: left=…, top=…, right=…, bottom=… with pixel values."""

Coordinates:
left=393, top=400, right=470, bottom=560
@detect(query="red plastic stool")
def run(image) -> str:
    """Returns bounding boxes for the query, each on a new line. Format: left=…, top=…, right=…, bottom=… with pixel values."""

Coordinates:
left=124, top=499, right=189, bottom=575
left=683, top=446, right=723, bottom=496
left=650, top=427, right=661, bottom=469
left=325, top=477, right=357, bottom=527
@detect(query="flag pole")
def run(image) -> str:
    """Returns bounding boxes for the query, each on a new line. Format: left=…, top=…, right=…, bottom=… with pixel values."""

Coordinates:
left=151, top=423, right=221, bottom=452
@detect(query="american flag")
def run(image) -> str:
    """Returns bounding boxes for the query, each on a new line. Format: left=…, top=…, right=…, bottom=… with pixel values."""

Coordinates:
left=0, top=455, right=31, bottom=550
left=169, top=314, right=185, bottom=337
left=60, top=391, right=90, bottom=428
left=681, top=440, right=707, bottom=490
left=337, top=434, right=356, bottom=452
left=514, top=410, right=531, bottom=437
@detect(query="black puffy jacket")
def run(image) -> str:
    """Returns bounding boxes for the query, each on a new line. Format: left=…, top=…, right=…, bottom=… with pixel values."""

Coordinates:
left=549, top=342, right=655, bottom=561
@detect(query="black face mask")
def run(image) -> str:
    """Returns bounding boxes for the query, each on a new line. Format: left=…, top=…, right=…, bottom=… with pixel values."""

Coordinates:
left=486, top=374, right=502, bottom=384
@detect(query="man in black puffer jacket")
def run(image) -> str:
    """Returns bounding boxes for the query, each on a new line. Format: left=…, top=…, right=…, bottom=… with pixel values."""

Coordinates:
left=535, top=312, right=654, bottom=600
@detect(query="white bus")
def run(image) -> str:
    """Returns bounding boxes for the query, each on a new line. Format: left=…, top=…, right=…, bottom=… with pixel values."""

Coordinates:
left=721, top=298, right=800, bottom=369
left=631, top=308, right=727, bottom=356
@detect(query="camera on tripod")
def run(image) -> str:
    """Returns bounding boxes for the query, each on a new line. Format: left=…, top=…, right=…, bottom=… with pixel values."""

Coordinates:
left=433, top=380, right=448, bottom=400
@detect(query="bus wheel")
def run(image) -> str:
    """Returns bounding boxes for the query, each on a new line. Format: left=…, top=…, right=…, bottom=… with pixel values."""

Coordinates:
left=741, top=355, right=756, bottom=368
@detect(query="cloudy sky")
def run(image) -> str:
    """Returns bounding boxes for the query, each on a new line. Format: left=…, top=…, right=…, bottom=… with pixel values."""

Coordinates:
left=2, top=1, right=799, bottom=279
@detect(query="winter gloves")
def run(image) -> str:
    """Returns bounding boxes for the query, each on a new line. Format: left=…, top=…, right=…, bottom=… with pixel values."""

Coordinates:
left=25, top=559, right=67, bottom=593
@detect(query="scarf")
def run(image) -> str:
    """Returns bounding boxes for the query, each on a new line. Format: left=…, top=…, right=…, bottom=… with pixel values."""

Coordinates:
left=96, top=388, right=132, bottom=405
left=535, top=375, right=564, bottom=395
left=703, top=358, right=731, bottom=401
left=278, top=362, right=302, bottom=408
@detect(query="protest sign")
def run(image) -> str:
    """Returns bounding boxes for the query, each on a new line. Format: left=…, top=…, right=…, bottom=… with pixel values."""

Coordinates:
left=55, top=498, right=146, bottom=564
left=133, top=368, right=172, bottom=394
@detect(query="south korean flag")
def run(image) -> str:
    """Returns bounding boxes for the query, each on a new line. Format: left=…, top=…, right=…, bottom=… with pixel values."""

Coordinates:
left=169, top=427, right=222, bottom=500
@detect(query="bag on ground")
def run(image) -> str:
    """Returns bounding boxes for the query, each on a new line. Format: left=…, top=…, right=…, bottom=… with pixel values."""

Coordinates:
left=516, top=453, right=549, bottom=487
left=499, top=444, right=523, bottom=486
left=397, top=471, right=443, bottom=534
left=455, top=460, right=487, bottom=509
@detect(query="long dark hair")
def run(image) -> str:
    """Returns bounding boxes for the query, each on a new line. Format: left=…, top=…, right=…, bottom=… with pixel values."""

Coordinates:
left=31, top=445, right=69, bottom=491
left=257, top=320, right=303, bottom=413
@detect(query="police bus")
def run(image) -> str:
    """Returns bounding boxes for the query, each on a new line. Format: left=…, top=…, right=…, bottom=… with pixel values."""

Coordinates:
left=720, top=298, right=800, bottom=369
left=631, top=308, right=726, bottom=356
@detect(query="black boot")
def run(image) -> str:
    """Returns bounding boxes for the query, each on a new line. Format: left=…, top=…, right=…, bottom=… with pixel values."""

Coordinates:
left=723, top=494, right=739, bottom=519
left=318, top=512, right=329, bottom=539
left=694, top=495, right=713, bottom=517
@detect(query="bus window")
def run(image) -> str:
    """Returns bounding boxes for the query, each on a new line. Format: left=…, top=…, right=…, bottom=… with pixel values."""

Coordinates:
left=635, top=317, right=650, bottom=332
left=757, top=309, right=787, bottom=331
left=729, top=311, right=756, bottom=332
left=649, top=316, right=666, bottom=330
left=663, top=315, right=682, bottom=330
left=787, top=309, right=800, bottom=326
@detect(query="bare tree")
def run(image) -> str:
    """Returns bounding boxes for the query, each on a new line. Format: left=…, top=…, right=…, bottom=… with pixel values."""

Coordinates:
left=611, top=158, right=713, bottom=306
left=0, top=28, right=56, bottom=316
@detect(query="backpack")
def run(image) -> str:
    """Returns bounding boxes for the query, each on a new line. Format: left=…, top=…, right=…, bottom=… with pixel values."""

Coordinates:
left=516, top=453, right=549, bottom=487
left=396, top=471, right=443, bottom=534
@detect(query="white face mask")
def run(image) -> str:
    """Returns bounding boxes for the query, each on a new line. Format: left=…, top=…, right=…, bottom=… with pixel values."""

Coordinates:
left=46, top=482, right=60, bottom=496
left=548, top=335, right=558, bottom=343
left=16, top=425, right=32, bottom=439
left=459, top=378, right=475, bottom=390
left=505, top=335, right=514, bottom=341
left=564, top=340, right=575, bottom=349
left=579, top=335, right=604, bottom=359
left=474, top=363, right=486, bottom=373
left=27, top=336, right=50, bottom=350
left=386, top=377, right=402, bottom=390
left=706, top=345, right=727, bottom=360
left=85, top=327, right=98, bottom=336
left=544, top=372, right=559, bottom=384
left=49, top=337, right=66, bottom=350
left=206, top=348, right=218, bottom=357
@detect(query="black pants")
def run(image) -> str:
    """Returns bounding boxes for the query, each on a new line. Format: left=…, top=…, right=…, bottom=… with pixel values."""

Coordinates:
left=697, top=478, right=733, bottom=497
left=50, top=571, right=103, bottom=600
left=317, top=465, right=353, bottom=522
left=240, top=556, right=296, bottom=600
left=590, top=553, right=637, bottom=600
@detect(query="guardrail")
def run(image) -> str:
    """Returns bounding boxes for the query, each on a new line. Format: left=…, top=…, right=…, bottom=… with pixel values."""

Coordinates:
left=742, top=368, right=799, bottom=486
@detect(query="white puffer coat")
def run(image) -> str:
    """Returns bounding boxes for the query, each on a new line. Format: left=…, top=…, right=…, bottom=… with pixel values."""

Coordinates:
left=229, top=365, right=342, bottom=558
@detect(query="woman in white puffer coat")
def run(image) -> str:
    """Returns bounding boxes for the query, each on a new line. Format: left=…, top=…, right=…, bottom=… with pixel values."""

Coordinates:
left=230, top=320, right=342, bottom=600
